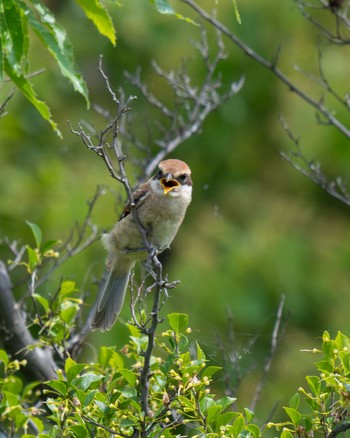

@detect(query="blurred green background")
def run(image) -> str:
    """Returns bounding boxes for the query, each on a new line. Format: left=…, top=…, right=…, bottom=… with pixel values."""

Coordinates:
left=2, top=0, right=350, bottom=423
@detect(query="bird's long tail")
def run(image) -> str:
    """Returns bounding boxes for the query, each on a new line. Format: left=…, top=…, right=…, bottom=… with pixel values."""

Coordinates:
left=92, top=262, right=132, bottom=331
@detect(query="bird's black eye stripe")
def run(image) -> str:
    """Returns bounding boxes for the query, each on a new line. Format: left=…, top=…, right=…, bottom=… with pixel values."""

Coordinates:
left=156, top=170, right=163, bottom=180
left=178, top=174, right=187, bottom=183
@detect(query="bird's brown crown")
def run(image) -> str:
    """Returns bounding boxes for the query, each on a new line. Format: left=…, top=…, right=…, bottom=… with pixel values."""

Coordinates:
left=158, top=159, right=191, bottom=177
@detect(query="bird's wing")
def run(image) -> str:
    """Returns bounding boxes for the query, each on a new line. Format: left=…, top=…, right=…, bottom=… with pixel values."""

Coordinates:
left=118, top=183, right=151, bottom=221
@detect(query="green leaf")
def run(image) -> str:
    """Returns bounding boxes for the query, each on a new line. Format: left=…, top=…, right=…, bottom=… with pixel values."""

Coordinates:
left=76, top=388, right=97, bottom=407
left=33, top=293, right=49, bottom=313
left=196, top=342, right=206, bottom=361
left=0, top=28, right=3, bottom=82
left=244, top=407, right=254, bottom=422
left=176, top=395, right=195, bottom=412
left=284, top=407, right=301, bottom=427
left=98, top=346, right=113, bottom=368
left=72, top=372, right=104, bottom=391
left=153, top=0, right=173, bottom=14
left=46, top=380, right=67, bottom=396
left=151, top=0, right=198, bottom=24
left=216, top=412, right=237, bottom=429
left=206, top=404, right=222, bottom=424
left=0, top=349, right=9, bottom=367
left=315, top=360, right=333, bottom=374
left=216, top=396, right=236, bottom=411
left=26, top=245, right=40, bottom=271
left=199, top=396, right=215, bottom=413
left=306, top=375, right=321, bottom=397
left=59, top=280, right=77, bottom=298
left=281, top=430, right=294, bottom=438
left=3, top=0, right=27, bottom=70
left=232, top=414, right=244, bottom=436
left=339, top=351, right=350, bottom=374
left=231, top=0, right=242, bottom=24
left=41, top=239, right=59, bottom=254
left=335, top=331, right=350, bottom=351
left=202, top=366, right=222, bottom=379
left=60, top=304, right=78, bottom=324
left=75, top=0, right=116, bottom=46
left=245, top=424, right=261, bottom=438
left=5, top=59, right=60, bottom=135
left=65, top=357, right=82, bottom=382
left=167, top=313, right=188, bottom=335
left=26, top=221, right=42, bottom=248
left=3, top=375, right=23, bottom=394
left=289, top=392, right=300, bottom=410
left=17, top=0, right=89, bottom=107
left=119, top=368, right=137, bottom=386
left=66, top=425, right=89, bottom=438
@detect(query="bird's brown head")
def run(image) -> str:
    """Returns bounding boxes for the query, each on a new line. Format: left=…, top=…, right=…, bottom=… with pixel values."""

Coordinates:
left=156, top=159, right=192, bottom=195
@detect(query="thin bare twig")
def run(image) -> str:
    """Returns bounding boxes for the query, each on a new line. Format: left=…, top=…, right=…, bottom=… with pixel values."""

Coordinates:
left=280, top=116, right=350, bottom=205
left=250, top=294, right=286, bottom=412
left=0, top=92, right=14, bottom=118
left=180, top=0, right=350, bottom=140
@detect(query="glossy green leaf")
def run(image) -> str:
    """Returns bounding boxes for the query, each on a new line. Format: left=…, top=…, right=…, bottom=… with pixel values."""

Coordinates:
left=289, top=392, right=300, bottom=410
left=306, top=376, right=321, bottom=396
left=3, top=375, right=23, bottom=394
left=46, top=380, right=67, bottom=396
left=151, top=0, right=197, bottom=24
left=284, top=407, right=301, bottom=427
left=153, top=0, right=173, bottom=14
left=4, top=0, right=28, bottom=66
left=335, top=331, right=350, bottom=351
left=0, top=349, right=9, bottom=367
left=60, top=305, right=78, bottom=324
left=167, top=313, right=188, bottom=335
left=26, top=245, right=40, bottom=271
left=245, top=423, right=261, bottom=438
left=5, top=59, right=60, bottom=135
left=315, top=360, right=333, bottom=374
left=17, top=0, right=89, bottom=107
left=41, top=239, right=59, bottom=253
left=232, top=414, right=244, bottom=436
left=119, top=368, right=137, bottom=386
left=26, top=221, right=42, bottom=248
left=0, top=0, right=4, bottom=81
left=206, top=404, right=222, bottom=424
left=75, top=0, right=116, bottom=46
left=72, top=372, right=104, bottom=391
left=67, top=364, right=86, bottom=384
left=216, top=396, right=236, bottom=411
left=0, top=31, right=3, bottom=82
left=199, top=396, right=215, bottom=413
left=201, top=366, right=222, bottom=379
left=216, top=411, right=237, bottom=429
left=281, top=430, right=294, bottom=438
left=59, top=281, right=77, bottom=298
left=66, top=425, right=89, bottom=438
left=33, top=293, right=49, bottom=313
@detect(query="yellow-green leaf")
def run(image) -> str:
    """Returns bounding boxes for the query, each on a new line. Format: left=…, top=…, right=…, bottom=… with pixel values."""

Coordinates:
left=75, top=0, right=117, bottom=46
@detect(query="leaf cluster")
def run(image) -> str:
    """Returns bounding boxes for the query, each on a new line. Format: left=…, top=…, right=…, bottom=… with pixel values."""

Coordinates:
left=268, top=331, right=350, bottom=437
left=0, top=0, right=106, bottom=135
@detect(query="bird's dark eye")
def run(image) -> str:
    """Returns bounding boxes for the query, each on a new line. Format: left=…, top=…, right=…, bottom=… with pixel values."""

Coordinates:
left=178, top=174, right=187, bottom=183
left=156, top=170, right=163, bottom=180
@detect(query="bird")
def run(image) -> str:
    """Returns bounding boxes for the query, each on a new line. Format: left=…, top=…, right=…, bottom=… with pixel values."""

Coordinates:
left=92, top=159, right=192, bottom=331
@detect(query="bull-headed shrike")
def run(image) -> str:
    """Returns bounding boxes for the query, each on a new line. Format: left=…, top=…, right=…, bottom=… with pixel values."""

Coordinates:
left=92, top=159, right=192, bottom=331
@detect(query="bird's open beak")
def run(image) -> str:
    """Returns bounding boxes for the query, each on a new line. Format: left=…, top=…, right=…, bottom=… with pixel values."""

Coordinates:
left=160, top=175, right=180, bottom=195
